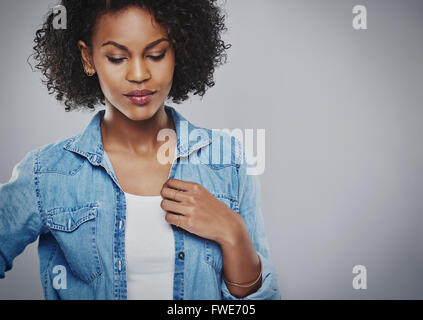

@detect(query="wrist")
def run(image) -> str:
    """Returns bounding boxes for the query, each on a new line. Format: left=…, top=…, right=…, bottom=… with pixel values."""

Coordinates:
left=217, top=212, right=247, bottom=249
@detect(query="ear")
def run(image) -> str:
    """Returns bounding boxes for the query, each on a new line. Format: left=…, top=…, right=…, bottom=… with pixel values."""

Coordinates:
left=78, top=40, right=95, bottom=74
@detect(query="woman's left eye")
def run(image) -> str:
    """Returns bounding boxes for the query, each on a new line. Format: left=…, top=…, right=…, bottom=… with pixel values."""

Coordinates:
left=107, top=57, right=126, bottom=64
left=148, top=51, right=166, bottom=61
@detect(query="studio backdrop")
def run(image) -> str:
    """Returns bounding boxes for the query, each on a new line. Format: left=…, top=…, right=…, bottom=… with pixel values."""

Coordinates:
left=0, top=0, right=422, bottom=299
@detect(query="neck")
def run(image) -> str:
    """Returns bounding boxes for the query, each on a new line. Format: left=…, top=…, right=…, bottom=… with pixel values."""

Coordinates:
left=100, top=102, right=175, bottom=156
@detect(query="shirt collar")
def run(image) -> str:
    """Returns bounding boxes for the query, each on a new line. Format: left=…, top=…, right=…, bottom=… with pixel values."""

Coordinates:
left=63, top=105, right=212, bottom=167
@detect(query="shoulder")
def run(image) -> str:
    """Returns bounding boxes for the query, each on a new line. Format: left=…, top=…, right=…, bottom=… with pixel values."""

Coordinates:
left=32, top=134, right=85, bottom=175
left=194, top=125, right=244, bottom=169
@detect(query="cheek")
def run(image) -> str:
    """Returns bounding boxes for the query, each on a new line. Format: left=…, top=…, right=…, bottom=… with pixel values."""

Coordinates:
left=97, top=66, right=123, bottom=96
left=154, top=61, right=175, bottom=88
left=154, top=51, right=175, bottom=84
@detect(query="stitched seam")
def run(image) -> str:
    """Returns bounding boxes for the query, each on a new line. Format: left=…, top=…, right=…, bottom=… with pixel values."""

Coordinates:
left=34, top=148, right=45, bottom=226
left=41, top=241, right=58, bottom=276
left=35, top=161, right=86, bottom=175
left=47, top=202, right=99, bottom=214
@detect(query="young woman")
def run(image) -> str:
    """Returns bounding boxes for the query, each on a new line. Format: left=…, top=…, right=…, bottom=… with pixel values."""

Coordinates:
left=0, top=0, right=281, bottom=300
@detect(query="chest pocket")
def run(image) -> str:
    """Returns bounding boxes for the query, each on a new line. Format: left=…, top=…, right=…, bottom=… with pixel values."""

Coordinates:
left=204, top=195, right=238, bottom=274
left=45, top=203, right=102, bottom=284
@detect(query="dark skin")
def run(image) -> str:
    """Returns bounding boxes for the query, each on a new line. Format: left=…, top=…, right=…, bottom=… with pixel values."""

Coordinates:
left=78, top=6, right=261, bottom=298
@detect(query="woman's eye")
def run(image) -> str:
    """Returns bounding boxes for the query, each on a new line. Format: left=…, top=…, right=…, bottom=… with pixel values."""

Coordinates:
left=107, top=57, right=126, bottom=64
left=106, top=51, right=166, bottom=64
left=148, top=51, right=166, bottom=61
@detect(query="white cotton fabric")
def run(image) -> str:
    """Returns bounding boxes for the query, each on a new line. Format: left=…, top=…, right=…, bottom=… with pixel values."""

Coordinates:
left=124, top=192, right=175, bottom=300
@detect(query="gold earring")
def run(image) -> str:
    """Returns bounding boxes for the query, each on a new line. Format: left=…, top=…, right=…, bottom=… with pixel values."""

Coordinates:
left=84, top=67, right=96, bottom=77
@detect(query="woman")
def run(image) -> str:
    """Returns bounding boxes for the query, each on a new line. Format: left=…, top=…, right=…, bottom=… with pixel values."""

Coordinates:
left=0, top=0, right=281, bottom=300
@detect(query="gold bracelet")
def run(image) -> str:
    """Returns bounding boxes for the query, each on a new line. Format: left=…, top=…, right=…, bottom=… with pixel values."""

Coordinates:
left=223, top=253, right=262, bottom=288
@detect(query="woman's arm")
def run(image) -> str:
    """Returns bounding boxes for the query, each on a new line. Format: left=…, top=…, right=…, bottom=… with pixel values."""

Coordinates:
left=0, top=149, right=43, bottom=278
left=218, top=214, right=263, bottom=298
left=218, top=140, right=282, bottom=300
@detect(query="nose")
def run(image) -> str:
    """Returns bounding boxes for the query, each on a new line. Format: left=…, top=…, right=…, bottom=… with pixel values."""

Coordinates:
left=126, top=56, right=151, bottom=83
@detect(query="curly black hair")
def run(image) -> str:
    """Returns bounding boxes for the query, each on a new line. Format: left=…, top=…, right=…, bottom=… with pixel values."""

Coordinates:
left=28, top=0, right=231, bottom=112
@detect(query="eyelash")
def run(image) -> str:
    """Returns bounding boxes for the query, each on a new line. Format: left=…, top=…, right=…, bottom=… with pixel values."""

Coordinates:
left=107, top=51, right=166, bottom=64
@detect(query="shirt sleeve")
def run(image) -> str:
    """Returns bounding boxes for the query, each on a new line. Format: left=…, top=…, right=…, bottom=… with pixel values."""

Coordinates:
left=220, top=139, right=282, bottom=300
left=0, top=149, right=43, bottom=279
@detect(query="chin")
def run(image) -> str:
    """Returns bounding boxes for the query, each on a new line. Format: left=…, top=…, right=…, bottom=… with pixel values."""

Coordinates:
left=125, top=104, right=162, bottom=120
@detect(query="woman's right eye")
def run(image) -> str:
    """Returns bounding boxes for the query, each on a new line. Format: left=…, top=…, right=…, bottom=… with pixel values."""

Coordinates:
left=107, top=57, right=126, bottom=64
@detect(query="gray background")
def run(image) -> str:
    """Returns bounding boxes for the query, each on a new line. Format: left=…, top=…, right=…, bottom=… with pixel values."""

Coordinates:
left=1, top=0, right=422, bottom=299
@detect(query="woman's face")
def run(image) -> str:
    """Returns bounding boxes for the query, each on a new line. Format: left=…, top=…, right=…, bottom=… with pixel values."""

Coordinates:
left=78, top=6, right=175, bottom=120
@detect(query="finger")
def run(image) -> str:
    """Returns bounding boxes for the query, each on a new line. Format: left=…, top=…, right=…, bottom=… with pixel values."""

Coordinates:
left=160, top=198, right=189, bottom=215
left=160, top=187, right=187, bottom=202
left=165, top=212, right=188, bottom=229
left=164, top=178, right=193, bottom=192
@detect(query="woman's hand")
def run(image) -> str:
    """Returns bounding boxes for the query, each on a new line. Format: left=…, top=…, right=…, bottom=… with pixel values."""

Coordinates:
left=160, top=178, right=242, bottom=246
left=161, top=178, right=263, bottom=298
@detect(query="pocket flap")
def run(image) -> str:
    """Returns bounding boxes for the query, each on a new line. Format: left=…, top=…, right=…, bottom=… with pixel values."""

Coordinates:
left=46, top=205, right=97, bottom=232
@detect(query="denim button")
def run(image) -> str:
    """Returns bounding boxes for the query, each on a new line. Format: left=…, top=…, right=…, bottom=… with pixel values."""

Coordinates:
left=92, top=155, right=101, bottom=164
left=178, top=251, right=185, bottom=260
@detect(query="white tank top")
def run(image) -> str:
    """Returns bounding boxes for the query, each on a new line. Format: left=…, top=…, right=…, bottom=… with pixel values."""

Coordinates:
left=124, top=191, right=175, bottom=300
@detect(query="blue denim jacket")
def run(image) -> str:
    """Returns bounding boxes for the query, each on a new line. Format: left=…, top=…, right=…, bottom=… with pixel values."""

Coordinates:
left=0, top=105, right=281, bottom=300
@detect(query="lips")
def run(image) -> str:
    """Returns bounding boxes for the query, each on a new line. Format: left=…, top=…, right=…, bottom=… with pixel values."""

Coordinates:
left=125, top=89, right=155, bottom=97
left=124, top=89, right=156, bottom=106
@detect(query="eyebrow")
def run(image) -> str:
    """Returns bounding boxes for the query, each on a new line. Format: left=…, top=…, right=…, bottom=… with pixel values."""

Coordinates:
left=101, top=38, right=169, bottom=51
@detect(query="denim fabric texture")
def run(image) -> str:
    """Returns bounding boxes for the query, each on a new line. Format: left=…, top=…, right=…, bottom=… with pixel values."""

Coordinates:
left=0, top=105, right=281, bottom=300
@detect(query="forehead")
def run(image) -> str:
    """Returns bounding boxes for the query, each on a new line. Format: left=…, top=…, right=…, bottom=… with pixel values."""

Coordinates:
left=92, top=6, right=168, bottom=47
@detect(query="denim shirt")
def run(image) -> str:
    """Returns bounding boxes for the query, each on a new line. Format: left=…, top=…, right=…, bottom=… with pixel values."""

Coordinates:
left=0, top=105, right=281, bottom=300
